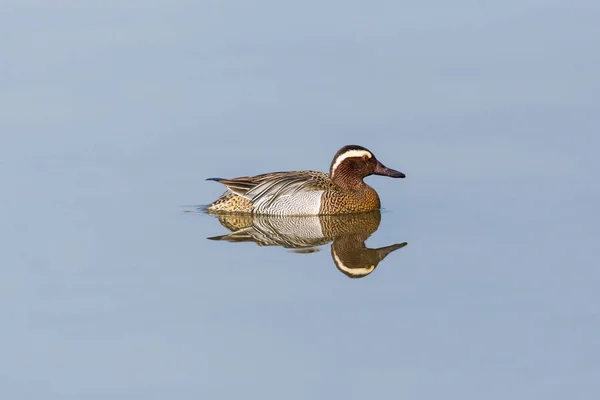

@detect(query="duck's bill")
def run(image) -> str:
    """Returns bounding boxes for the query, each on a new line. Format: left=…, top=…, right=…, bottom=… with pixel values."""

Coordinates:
left=374, top=161, right=406, bottom=178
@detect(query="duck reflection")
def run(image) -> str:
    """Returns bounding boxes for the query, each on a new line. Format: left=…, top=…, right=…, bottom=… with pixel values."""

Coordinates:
left=206, top=210, right=407, bottom=278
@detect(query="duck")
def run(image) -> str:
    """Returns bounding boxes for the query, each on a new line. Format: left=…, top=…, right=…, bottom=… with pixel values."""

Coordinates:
left=207, top=211, right=408, bottom=278
left=205, top=144, right=405, bottom=215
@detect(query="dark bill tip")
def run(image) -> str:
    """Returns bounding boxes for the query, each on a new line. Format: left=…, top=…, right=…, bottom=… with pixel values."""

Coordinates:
left=374, top=161, right=406, bottom=178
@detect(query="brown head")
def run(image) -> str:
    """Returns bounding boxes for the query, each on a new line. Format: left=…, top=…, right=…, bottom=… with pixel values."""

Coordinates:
left=329, top=145, right=405, bottom=190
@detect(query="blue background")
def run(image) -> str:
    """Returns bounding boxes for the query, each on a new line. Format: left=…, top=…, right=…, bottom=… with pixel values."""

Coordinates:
left=1, top=1, right=599, bottom=398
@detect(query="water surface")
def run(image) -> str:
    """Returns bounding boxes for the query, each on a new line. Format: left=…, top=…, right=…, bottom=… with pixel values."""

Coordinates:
left=1, top=1, right=599, bottom=399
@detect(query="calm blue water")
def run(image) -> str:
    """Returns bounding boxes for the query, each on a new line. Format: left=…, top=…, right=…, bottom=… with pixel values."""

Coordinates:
left=2, top=1, right=599, bottom=399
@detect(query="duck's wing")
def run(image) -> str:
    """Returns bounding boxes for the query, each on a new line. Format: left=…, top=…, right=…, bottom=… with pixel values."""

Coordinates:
left=207, top=171, right=326, bottom=207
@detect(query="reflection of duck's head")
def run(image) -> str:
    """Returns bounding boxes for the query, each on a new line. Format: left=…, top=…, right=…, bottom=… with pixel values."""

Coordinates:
left=207, top=210, right=407, bottom=278
left=332, top=241, right=407, bottom=278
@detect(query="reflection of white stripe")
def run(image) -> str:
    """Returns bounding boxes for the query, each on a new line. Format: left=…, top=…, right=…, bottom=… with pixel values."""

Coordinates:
left=331, top=150, right=372, bottom=177
left=332, top=248, right=375, bottom=277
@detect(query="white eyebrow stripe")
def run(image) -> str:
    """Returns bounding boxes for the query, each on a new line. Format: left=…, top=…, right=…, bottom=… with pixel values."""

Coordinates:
left=331, top=150, right=372, bottom=177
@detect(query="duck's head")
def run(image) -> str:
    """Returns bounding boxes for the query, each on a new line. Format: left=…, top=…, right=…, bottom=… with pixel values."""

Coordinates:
left=329, top=145, right=405, bottom=188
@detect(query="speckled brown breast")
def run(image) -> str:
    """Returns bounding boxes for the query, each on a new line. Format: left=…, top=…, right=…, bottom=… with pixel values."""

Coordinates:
left=319, top=185, right=381, bottom=214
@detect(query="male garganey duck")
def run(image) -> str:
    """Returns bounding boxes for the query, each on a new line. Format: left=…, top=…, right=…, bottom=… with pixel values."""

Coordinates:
left=206, top=145, right=405, bottom=215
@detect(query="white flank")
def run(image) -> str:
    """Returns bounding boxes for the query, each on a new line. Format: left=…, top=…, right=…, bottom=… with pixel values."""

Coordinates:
left=254, top=190, right=323, bottom=216
left=330, top=150, right=372, bottom=177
